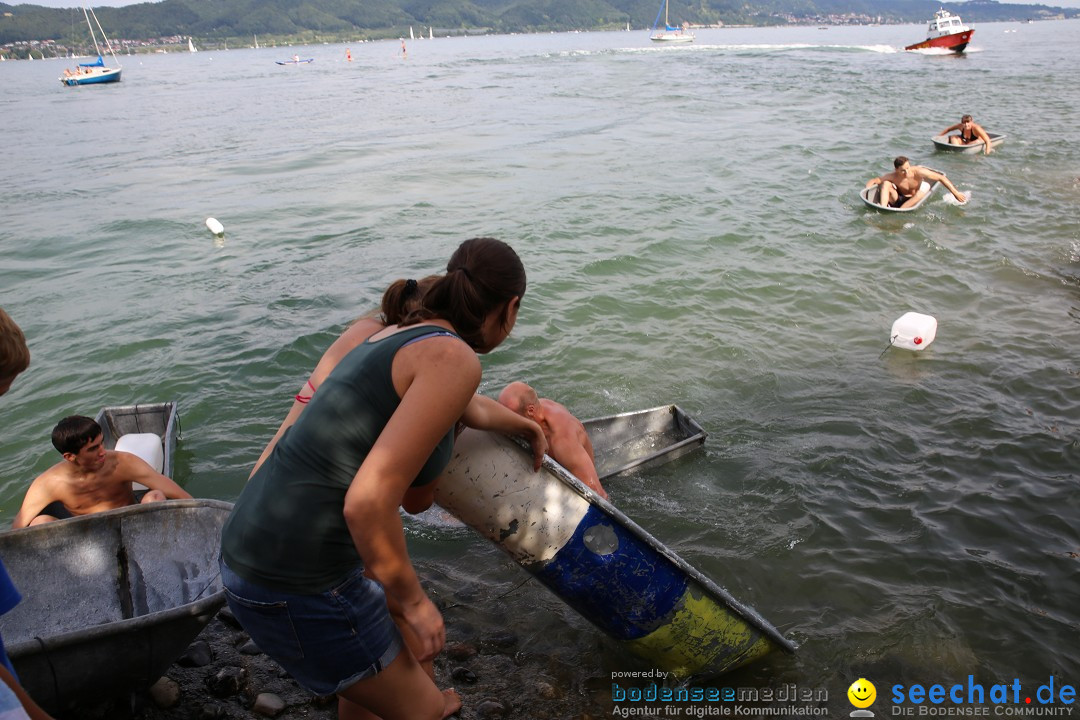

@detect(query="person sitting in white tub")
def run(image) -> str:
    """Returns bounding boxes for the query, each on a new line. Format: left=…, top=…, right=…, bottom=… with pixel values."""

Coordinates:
left=865, top=156, right=967, bottom=208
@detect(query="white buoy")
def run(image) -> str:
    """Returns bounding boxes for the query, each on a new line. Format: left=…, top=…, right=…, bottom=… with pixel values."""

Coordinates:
left=205, top=217, right=224, bottom=236
left=890, top=312, right=937, bottom=351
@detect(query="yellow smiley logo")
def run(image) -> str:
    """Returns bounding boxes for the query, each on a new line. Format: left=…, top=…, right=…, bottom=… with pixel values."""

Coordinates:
left=848, top=678, right=876, bottom=708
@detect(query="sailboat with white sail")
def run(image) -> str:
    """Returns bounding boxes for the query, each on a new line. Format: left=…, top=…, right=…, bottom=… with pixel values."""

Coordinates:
left=650, top=0, right=694, bottom=42
left=60, top=6, right=121, bottom=85
left=188, top=37, right=197, bottom=53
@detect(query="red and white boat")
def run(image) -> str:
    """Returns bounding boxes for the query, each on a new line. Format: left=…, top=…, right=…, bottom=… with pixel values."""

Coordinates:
left=905, top=9, right=974, bottom=53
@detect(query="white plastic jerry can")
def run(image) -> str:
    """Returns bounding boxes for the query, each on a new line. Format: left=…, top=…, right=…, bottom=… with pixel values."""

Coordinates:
left=891, top=312, right=937, bottom=351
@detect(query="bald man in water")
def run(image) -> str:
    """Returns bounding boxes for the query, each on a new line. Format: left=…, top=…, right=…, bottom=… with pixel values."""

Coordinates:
left=498, top=382, right=608, bottom=499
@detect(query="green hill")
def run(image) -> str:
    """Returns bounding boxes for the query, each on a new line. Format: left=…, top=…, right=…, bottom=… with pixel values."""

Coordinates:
left=1, top=0, right=1075, bottom=49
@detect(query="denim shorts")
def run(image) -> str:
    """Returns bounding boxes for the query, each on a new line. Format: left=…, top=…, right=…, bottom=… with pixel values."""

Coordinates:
left=219, top=559, right=403, bottom=696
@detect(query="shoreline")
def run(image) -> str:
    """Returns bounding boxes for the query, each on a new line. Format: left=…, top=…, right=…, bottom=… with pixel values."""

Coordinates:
left=68, top=569, right=613, bottom=720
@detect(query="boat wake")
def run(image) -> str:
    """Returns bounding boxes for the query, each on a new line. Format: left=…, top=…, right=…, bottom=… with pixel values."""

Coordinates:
left=907, top=45, right=983, bottom=55
left=626, top=42, right=899, bottom=54
left=942, top=191, right=972, bottom=206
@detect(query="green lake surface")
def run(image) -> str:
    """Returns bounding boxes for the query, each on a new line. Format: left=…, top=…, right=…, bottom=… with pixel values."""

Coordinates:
left=2, top=20, right=1078, bottom=713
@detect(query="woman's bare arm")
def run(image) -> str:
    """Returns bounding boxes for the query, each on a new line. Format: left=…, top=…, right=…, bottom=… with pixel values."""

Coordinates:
left=343, top=336, right=480, bottom=661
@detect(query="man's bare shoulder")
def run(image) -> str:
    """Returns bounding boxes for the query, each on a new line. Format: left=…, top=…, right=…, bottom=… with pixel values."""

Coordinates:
left=21, top=461, right=83, bottom=517
left=32, top=460, right=77, bottom=486
left=539, top=397, right=569, bottom=414
left=541, top=398, right=577, bottom=420
left=541, top=399, right=588, bottom=435
left=110, top=450, right=158, bottom=478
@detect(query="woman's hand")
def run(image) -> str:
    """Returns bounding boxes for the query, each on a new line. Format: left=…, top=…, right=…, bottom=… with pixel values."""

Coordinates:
left=399, top=594, right=446, bottom=662
left=344, top=330, right=480, bottom=659
left=461, top=394, right=548, bottom=470
left=522, top=418, right=548, bottom=471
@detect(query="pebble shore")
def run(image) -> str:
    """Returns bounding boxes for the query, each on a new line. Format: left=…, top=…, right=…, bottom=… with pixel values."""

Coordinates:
left=64, top=572, right=615, bottom=720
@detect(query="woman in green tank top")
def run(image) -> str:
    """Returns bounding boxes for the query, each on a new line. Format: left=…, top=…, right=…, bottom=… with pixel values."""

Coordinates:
left=221, top=238, right=542, bottom=720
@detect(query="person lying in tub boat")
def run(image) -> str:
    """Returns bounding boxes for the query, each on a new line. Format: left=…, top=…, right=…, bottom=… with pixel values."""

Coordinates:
left=11, top=415, right=192, bottom=529
left=940, top=114, right=994, bottom=154
left=865, top=156, right=967, bottom=208
left=498, top=381, right=608, bottom=499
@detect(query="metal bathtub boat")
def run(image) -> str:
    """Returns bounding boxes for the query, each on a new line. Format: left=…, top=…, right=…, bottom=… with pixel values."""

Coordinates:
left=434, top=414, right=795, bottom=679
left=0, top=500, right=233, bottom=714
left=583, top=404, right=707, bottom=481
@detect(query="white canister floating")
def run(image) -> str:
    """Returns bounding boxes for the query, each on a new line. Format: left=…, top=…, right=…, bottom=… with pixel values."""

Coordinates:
left=891, top=312, right=937, bottom=351
left=205, top=217, right=225, bottom=236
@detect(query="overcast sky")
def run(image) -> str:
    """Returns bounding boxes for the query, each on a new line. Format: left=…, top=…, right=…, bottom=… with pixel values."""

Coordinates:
left=14, top=0, right=1080, bottom=10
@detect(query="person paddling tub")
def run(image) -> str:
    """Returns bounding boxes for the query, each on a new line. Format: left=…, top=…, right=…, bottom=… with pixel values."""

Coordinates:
left=221, top=238, right=542, bottom=720
left=866, top=156, right=968, bottom=208
left=940, top=114, right=994, bottom=154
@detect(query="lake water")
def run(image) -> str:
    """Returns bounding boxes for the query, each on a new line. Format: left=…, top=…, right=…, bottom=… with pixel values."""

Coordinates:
left=1, top=19, right=1078, bottom=715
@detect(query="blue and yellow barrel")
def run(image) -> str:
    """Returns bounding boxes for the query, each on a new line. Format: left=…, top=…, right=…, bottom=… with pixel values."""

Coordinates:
left=435, top=430, right=795, bottom=679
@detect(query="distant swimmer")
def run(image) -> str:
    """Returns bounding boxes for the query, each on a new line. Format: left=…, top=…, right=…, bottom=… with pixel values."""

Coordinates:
left=940, top=114, right=994, bottom=154
left=865, top=156, right=967, bottom=208
left=346, top=48, right=352, bottom=62
left=401, top=38, right=407, bottom=59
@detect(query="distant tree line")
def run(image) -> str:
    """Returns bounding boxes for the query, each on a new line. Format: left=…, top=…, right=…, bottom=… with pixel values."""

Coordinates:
left=0, top=0, right=1074, bottom=46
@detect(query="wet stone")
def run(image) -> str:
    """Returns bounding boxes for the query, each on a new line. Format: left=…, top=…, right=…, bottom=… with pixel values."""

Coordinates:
left=482, top=631, right=518, bottom=650
left=449, top=621, right=477, bottom=636
left=238, top=638, right=262, bottom=655
left=454, top=584, right=485, bottom=602
left=206, top=665, right=248, bottom=698
left=198, top=701, right=227, bottom=719
left=536, top=681, right=560, bottom=699
left=178, top=640, right=214, bottom=667
left=444, top=642, right=478, bottom=661
left=217, top=606, right=242, bottom=629
left=253, top=692, right=286, bottom=717
left=148, top=676, right=181, bottom=708
left=450, top=666, right=478, bottom=684
left=476, top=699, right=510, bottom=718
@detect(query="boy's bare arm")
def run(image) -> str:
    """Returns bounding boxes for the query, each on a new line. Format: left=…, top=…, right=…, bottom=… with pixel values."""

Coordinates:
left=118, top=454, right=192, bottom=499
